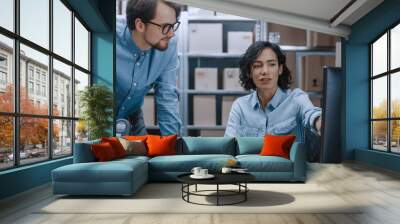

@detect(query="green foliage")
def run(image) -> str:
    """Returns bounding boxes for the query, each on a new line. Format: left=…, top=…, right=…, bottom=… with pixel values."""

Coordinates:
left=79, top=84, right=113, bottom=140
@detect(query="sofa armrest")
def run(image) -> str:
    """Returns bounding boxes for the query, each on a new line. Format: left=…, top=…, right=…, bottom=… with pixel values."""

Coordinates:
left=289, top=142, right=307, bottom=181
left=73, top=141, right=99, bottom=163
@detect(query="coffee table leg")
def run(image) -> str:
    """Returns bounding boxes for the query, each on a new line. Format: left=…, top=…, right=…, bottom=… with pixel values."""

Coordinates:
left=245, top=183, right=247, bottom=201
left=217, top=184, right=219, bottom=206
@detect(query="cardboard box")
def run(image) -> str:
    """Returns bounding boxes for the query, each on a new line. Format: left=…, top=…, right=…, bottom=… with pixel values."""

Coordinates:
left=303, top=55, right=335, bottom=92
left=189, top=23, right=223, bottom=53
left=227, top=32, right=253, bottom=53
left=200, top=130, right=225, bottom=137
left=223, top=68, right=242, bottom=90
left=311, top=32, right=340, bottom=47
left=268, top=23, right=306, bottom=46
left=143, top=96, right=155, bottom=126
left=195, top=68, right=218, bottom=90
left=222, top=96, right=236, bottom=125
left=193, top=96, right=216, bottom=125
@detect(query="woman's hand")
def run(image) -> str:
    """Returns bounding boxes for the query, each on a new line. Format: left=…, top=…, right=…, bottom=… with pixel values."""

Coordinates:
left=315, top=115, right=322, bottom=135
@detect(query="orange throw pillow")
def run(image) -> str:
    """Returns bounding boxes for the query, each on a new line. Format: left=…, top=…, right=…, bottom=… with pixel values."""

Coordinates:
left=259, top=135, right=296, bottom=159
left=91, top=142, right=117, bottom=162
left=124, top=135, right=148, bottom=142
left=146, top=134, right=177, bottom=157
left=101, top=137, right=127, bottom=158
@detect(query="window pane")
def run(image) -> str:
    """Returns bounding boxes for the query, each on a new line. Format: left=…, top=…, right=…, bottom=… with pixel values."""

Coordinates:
left=75, top=18, right=89, bottom=70
left=75, top=120, right=88, bottom=143
left=372, top=121, right=388, bottom=151
left=372, top=33, right=387, bottom=76
left=53, top=119, right=72, bottom=158
left=53, top=59, right=72, bottom=117
left=391, top=120, right=400, bottom=153
left=20, top=117, right=49, bottom=165
left=20, top=0, right=49, bottom=49
left=74, top=69, right=89, bottom=118
left=0, top=35, right=14, bottom=113
left=372, top=77, right=387, bottom=119
left=20, top=44, right=49, bottom=115
left=391, top=72, right=400, bottom=118
left=0, top=0, right=14, bottom=31
left=0, top=116, right=14, bottom=170
left=391, top=24, right=400, bottom=70
left=53, top=0, right=72, bottom=60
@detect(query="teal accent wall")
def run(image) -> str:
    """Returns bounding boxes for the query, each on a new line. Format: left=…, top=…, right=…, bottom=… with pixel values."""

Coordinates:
left=0, top=0, right=115, bottom=200
left=92, top=33, right=113, bottom=87
left=345, top=0, right=400, bottom=171
left=0, top=158, right=72, bottom=199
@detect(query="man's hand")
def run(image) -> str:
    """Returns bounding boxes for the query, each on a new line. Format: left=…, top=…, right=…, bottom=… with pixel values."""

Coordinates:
left=315, top=116, right=322, bottom=135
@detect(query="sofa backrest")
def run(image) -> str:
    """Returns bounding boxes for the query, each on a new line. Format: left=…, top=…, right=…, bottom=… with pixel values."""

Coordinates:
left=73, top=139, right=100, bottom=163
left=235, top=137, right=264, bottom=155
left=178, top=137, right=236, bottom=155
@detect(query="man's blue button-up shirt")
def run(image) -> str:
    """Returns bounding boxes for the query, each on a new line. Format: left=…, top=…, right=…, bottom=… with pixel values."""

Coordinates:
left=224, top=88, right=321, bottom=142
left=116, top=17, right=181, bottom=135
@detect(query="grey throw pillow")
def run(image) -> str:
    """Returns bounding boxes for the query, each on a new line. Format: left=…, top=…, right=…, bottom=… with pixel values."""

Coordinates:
left=118, top=138, right=147, bottom=156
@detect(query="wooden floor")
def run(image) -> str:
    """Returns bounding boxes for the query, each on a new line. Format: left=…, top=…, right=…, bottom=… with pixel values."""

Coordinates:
left=1, top=162, right=400, bottom=224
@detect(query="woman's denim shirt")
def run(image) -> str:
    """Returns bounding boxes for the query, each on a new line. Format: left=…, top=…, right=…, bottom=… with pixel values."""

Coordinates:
left=224, top=88, right=321, bottom=142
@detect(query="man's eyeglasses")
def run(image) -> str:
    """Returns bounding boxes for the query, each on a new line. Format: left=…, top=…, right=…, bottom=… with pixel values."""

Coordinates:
left=146, top=21, right=181, bottom=35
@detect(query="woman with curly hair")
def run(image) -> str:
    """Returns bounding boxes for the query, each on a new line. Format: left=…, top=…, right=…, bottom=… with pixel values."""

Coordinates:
left=224, top=41, right=322, bottom=141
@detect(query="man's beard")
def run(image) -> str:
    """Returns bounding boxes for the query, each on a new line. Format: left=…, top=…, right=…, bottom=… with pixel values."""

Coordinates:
left=150, top=39, right=169, bottom=51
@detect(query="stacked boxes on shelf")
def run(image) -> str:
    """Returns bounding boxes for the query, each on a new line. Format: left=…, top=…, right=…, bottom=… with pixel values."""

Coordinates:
left=193, top=96, right=216, bottom=125
left=189, top=23, right=223, bottom=53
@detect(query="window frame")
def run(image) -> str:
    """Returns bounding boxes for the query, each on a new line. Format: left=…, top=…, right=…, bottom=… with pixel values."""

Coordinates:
left=0, top=0, right=92, bottom=171
left=370, top=19, right=400, bottom=154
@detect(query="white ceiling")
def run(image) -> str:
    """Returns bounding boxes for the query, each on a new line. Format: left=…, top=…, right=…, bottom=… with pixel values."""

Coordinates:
left=170, top=0, right=384, bottom=38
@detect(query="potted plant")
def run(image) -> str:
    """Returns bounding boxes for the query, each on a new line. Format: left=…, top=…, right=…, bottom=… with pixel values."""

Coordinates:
left=79, top=84, right=113, bottom=140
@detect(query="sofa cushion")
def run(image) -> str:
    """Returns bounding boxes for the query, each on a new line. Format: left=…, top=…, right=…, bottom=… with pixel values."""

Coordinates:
left=179, top=137, right=235, bottom=155
left=148, top=154, right=235, bottom=172
left=118, top=138, right=147, bottom=156
left=101, top=137, right=127, bottom=158
left=236, top=155, right=293, bottom=172
left=236, top=137, right=264, bottom=155
left=147, top=135, right=177, bottom=157
left=260, top=135, right=296, bottom=159
left=91, top=142, right=118, bottom=161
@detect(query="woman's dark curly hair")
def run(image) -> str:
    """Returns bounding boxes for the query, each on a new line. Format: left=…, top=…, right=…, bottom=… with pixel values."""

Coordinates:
left=239, top=41, right=292, bottom=90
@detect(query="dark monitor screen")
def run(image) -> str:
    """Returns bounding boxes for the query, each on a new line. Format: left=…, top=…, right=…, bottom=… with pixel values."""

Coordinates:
left=305, top=67, right=342, bottom=163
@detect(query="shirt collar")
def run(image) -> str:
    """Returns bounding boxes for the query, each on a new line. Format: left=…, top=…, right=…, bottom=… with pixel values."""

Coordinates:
left=251, top=88, right=285, bottom=110
left=123, top=26, right=149, bottom=56
left=268, top=88, right=285, bottom=110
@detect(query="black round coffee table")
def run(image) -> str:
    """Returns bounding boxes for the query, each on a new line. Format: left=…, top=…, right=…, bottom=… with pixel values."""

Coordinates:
left=177, top=172, right=255, bottom=206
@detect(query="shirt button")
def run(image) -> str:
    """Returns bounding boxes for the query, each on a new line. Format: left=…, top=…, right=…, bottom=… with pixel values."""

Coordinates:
left=127, top=96, right=131, bottom=100
left=136, top=62, right=140, bottom=66
left=133, top=82, right=137, bottom=86
left=122, top=107, right=125, bottom=110
left=134, top=53, right=137, bottom=57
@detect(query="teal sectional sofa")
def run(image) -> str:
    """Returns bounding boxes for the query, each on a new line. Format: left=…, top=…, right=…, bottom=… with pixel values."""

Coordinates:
left=52, top=137, right=306, bottom=196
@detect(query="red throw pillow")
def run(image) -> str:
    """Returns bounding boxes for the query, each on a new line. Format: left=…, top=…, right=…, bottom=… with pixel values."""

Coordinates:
left=91, top=142, right=118, bottom=162
left=146, top=134, right=177, bottom=157
left=101, top=137, right=127, bottom=158
left=259, top=135, right=296, bottom=159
